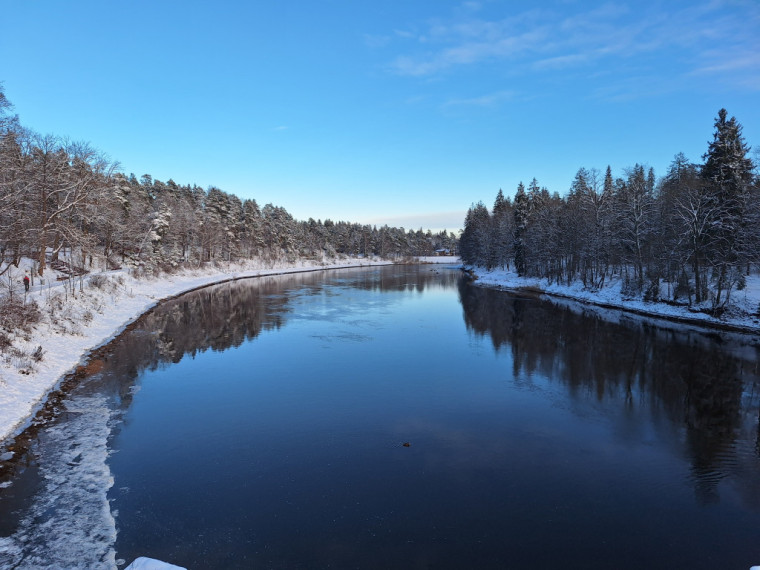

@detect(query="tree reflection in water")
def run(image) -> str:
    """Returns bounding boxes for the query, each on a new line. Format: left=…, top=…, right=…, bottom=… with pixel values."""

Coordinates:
left=59, top=267, right=461, bottom=424
left=3, top=266, right=760, bottom=569
left=457, top=280, right=760, bottom=507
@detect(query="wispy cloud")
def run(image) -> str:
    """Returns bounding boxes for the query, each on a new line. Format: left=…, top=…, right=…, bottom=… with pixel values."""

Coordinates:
left=442, top=90, right=515, bottom=108
left=388, top=28, right=548, bottom=76
left=272, top=126, right=289, bottom=132
left=532, top=53, right=588, bottom=70
left=461, top=1, right=482, bottom=12
left=690, top=50, right=760, bottom=76
left=363, top=33, right=391, bottom=49
left=393, top=28, right=417, bottom=40
left=383, top=1, right=760, bottom=95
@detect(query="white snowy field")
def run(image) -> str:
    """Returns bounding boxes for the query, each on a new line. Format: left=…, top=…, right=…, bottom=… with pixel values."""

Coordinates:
left=468, top=266, right=760, bottom=333
left=0, top=257, right=398, bottom=445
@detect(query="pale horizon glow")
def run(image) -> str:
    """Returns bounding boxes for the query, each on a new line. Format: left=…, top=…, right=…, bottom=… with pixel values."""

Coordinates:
left=1, top=0, right=758, bottom=232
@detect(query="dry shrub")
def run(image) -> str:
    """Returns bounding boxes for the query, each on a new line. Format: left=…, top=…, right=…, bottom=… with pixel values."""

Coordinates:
left=6, top=346, right=36, bottom=373
left=89, top=274, right=109, bottom=289
left=0, top=297, right=41, bottom=338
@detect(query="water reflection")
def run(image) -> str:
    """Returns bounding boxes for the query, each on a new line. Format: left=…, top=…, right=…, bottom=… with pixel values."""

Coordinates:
left=1, top=266, right=759, bottom=569
left=0, top=266, right=458, bottom=524
left=458, top=281, right=760, bottom=507
left=109, top=266, right=460, bottom=376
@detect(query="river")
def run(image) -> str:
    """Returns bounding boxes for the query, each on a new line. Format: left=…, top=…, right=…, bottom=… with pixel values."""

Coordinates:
left=1, top=265, right=759, bottom=569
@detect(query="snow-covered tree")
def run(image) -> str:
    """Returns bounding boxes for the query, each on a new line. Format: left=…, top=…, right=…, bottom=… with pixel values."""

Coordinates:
left=513, top=183, right=528, bottom=276
left=490, top=189, right=513, bottom=269
left=701, top=109, right=755, bottom=307
left=614, top=164, right=655, bottom=292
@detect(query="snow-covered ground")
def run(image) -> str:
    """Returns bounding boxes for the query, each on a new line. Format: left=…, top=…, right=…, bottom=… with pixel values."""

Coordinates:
left=416, top=255, right=460, bottom=264
left=0, top=257, right=404, bottom=445
left=468, top=266, right=760, bottom=334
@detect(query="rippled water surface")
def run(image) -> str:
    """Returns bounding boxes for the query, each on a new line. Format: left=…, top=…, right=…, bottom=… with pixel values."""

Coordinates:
left=1, top=265, right=760, bottom=569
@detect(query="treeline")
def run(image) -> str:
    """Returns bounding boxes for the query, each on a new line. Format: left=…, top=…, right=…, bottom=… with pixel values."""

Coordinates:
left=460, top=109, right=758, bottom=311
left=0, top=87, right=457, bottom=279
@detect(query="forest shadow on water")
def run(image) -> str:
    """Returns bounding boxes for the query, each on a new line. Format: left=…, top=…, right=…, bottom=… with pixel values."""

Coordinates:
left=458, top=281, right=760, bottom=509
left=1, top=265, right=759, bottom=569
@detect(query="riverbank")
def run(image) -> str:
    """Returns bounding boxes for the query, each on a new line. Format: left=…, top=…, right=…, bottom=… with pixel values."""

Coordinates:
left=467, top=266, right=760, bottom=335
left=0, top=257, right=405, bottom=444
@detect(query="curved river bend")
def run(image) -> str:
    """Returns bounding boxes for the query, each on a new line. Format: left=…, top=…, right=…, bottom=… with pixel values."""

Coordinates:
left=1, top=265, right=759, bottom=569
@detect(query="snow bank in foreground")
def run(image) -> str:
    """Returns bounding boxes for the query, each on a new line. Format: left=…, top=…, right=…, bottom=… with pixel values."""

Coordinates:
left=469, top=266, right=760, bottom=334
left=0, top=258, right=392, bottom=444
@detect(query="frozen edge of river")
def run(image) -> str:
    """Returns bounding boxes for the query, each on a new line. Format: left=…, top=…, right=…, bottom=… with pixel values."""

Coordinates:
left=0, top=257, right=425, bottom=445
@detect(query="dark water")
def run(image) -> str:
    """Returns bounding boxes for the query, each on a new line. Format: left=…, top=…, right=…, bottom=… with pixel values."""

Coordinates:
left=1, top=265, right=760, bottom=569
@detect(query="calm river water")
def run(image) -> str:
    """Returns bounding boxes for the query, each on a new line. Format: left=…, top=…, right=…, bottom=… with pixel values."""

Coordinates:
left=1, top=265, right=760, bottom=569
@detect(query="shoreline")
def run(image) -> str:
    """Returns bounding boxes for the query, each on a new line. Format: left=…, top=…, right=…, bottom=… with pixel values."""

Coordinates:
left=466, top=266, right=760, bottom=338
left=17, top=255, right=750, bottom=445
left=1, top=258, right=410, bottom=445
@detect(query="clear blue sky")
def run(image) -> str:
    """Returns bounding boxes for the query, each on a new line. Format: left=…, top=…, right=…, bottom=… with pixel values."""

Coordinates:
left=2, top=1, right=758, bottom=232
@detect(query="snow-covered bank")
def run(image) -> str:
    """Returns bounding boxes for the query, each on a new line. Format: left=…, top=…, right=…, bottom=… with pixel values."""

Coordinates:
left=0, top=258, right=393, bottom=444
left=467, top=266, right=760, bottom=335
left=415, top=255, right=460, bottom=264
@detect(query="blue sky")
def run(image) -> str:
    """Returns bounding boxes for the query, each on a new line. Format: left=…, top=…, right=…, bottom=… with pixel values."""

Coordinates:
left=1, top=1, right=758, bottom=232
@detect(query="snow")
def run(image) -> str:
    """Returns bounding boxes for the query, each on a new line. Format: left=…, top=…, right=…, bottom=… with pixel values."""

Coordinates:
left=125, top=557, right=186, bottom=570
left=0, top=257, right=394, bottom=445
left=467, top=266, right=760, bottom=335
left=416, top=255, right=461, bottom=264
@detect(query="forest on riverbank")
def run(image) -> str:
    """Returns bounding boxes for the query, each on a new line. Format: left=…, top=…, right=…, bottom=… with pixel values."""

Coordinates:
left=460, top=109, right=758, bottom=315
left=0, top=85, right=458, bottom=286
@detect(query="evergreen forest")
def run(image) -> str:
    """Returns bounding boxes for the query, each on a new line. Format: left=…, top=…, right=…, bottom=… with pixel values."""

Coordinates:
left=460, top=109, right=758, bottom=313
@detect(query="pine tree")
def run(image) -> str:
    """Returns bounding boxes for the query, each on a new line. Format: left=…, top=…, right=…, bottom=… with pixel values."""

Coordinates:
left=493, top=189, right=508, bottom=218
left=603, top=165, right=613, bottom=197
left=491, top=189, right=513, bottom=269
left=701, top=109, right=754, bottom=307
left=513, top=182, right=528, bottom=276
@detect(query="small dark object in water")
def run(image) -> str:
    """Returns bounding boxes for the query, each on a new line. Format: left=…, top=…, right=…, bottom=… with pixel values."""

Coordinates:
left=402, top=442, right=411, bottom=447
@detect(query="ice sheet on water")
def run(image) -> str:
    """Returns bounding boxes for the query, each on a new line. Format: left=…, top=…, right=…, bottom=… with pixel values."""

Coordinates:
left=0, top=394, right=117, bottom=569
left=125, top=557, right=187, bottom=570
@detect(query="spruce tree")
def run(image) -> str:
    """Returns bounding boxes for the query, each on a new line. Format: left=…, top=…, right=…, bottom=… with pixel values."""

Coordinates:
left=493, top=188, right=508, bottom=218
left=491, top=189, right=512, bottom=269
left=513, top=182, right=528, bottom=276
left=701, top=109, right=754, bottom=306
